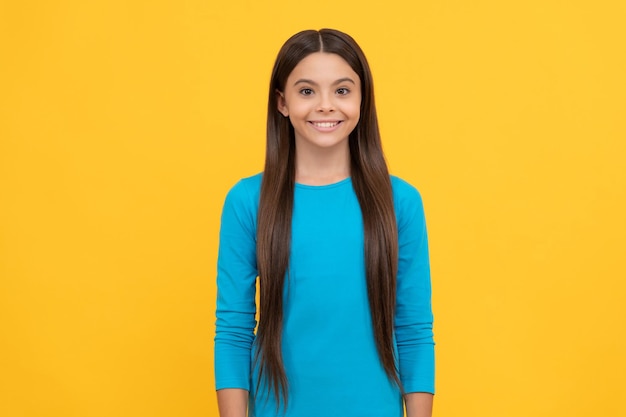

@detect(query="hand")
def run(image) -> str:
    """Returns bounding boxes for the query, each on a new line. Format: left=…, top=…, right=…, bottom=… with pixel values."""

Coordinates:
left=405, top=392, right=433, bottom=417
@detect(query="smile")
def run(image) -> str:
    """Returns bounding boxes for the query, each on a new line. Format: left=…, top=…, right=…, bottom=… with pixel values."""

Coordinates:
left=309, top=121, right=341, bottom=128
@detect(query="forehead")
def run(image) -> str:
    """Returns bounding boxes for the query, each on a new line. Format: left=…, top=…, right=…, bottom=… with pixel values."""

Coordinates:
left=286, top=52, right=360, bottom=84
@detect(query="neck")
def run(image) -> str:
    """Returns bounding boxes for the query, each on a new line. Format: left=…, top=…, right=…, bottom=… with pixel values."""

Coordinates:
left=294, top=139, right=350, bottom=186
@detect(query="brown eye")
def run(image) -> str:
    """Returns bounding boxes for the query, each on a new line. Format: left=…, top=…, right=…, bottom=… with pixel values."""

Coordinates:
left=300, top=88, right=314, bottom=96
left=336, top=88, right=350, bottom=95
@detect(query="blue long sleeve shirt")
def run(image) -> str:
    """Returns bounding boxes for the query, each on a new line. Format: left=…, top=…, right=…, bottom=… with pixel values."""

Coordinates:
left=214, top=174, right=434, bottom=417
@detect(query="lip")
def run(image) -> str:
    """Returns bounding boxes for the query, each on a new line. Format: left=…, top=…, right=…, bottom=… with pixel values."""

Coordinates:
left=308, top=120, right=343, bottom=132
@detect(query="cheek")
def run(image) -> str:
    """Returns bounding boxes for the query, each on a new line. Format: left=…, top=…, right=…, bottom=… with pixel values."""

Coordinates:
left=349, top=94, right=362, bottom=117
left=288, top=102, right=310, bottom=119
left=349, top=101, right=362, bottom=120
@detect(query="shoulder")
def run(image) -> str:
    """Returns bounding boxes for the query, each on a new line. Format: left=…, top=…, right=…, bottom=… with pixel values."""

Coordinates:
left=224, top=173, right=262, bottom=206
left=390, top=175, right=426, bottom=229
left=221, top=173, right=262, bottom=227
left=390, top=175, right=424, bottom=207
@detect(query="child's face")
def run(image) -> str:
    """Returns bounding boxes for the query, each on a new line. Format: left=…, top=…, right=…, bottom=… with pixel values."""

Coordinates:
left=277, top=52, right=361, bottom=153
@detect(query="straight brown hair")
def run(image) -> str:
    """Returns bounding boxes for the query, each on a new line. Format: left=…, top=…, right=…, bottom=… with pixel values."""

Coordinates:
left=256, top=28, right=400, bottom=405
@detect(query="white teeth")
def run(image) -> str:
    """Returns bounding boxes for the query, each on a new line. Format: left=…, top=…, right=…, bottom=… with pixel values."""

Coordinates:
left=312, top=121, right=338, bottom=128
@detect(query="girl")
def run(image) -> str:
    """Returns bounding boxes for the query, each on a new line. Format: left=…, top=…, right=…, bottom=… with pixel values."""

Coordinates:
left=214, top=29, right=434, bottom=417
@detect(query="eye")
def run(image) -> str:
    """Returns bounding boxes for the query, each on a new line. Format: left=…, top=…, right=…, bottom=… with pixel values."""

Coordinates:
left=299, top=88, right=314, bottom=96
left=336, top=87, right=350, bottom=95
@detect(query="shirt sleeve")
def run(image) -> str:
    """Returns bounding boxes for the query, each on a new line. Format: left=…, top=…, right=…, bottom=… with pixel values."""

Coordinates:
left=393, top=180, right=436, bottom=394
left=214, top=179, right=258, bottom=391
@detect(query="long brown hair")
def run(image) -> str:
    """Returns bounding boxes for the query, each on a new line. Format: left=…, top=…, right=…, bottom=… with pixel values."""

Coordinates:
left=256, top=28, right=400, bottom=404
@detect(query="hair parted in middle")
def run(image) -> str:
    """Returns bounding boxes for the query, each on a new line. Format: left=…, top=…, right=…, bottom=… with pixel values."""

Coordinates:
left=256, top=28, right=401, bottom=405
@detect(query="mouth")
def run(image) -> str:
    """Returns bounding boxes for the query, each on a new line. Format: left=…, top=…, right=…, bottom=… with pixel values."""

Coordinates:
left=309, top=120, right=342, bottom=129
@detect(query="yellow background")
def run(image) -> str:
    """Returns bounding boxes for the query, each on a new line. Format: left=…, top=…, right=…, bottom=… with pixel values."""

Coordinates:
left=1, top=1, right=625, bottom=416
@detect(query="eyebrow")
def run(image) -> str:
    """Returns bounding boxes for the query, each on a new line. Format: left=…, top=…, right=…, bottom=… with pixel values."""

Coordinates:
left=293, top=77, right=356, bottom=87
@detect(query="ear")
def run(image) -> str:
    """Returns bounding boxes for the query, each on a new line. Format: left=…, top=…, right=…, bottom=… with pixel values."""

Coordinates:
left=276, top=90, right=289, bottom=117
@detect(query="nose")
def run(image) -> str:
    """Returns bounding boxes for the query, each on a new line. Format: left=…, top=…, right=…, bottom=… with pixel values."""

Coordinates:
left=316, top=93, right=335, bottom=112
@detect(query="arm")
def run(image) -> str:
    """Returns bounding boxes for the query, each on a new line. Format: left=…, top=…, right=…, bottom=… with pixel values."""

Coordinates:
left=405, top=392, right=434, bottom=417
left=214, top=180, right=259, bottom=416
left=217, top=388, right=248, bottom=417
left=393, top=180, right=436, bottom=411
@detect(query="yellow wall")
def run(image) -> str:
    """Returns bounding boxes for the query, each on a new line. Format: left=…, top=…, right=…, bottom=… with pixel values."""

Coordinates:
left=1, top=1, right=624, bottom=416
